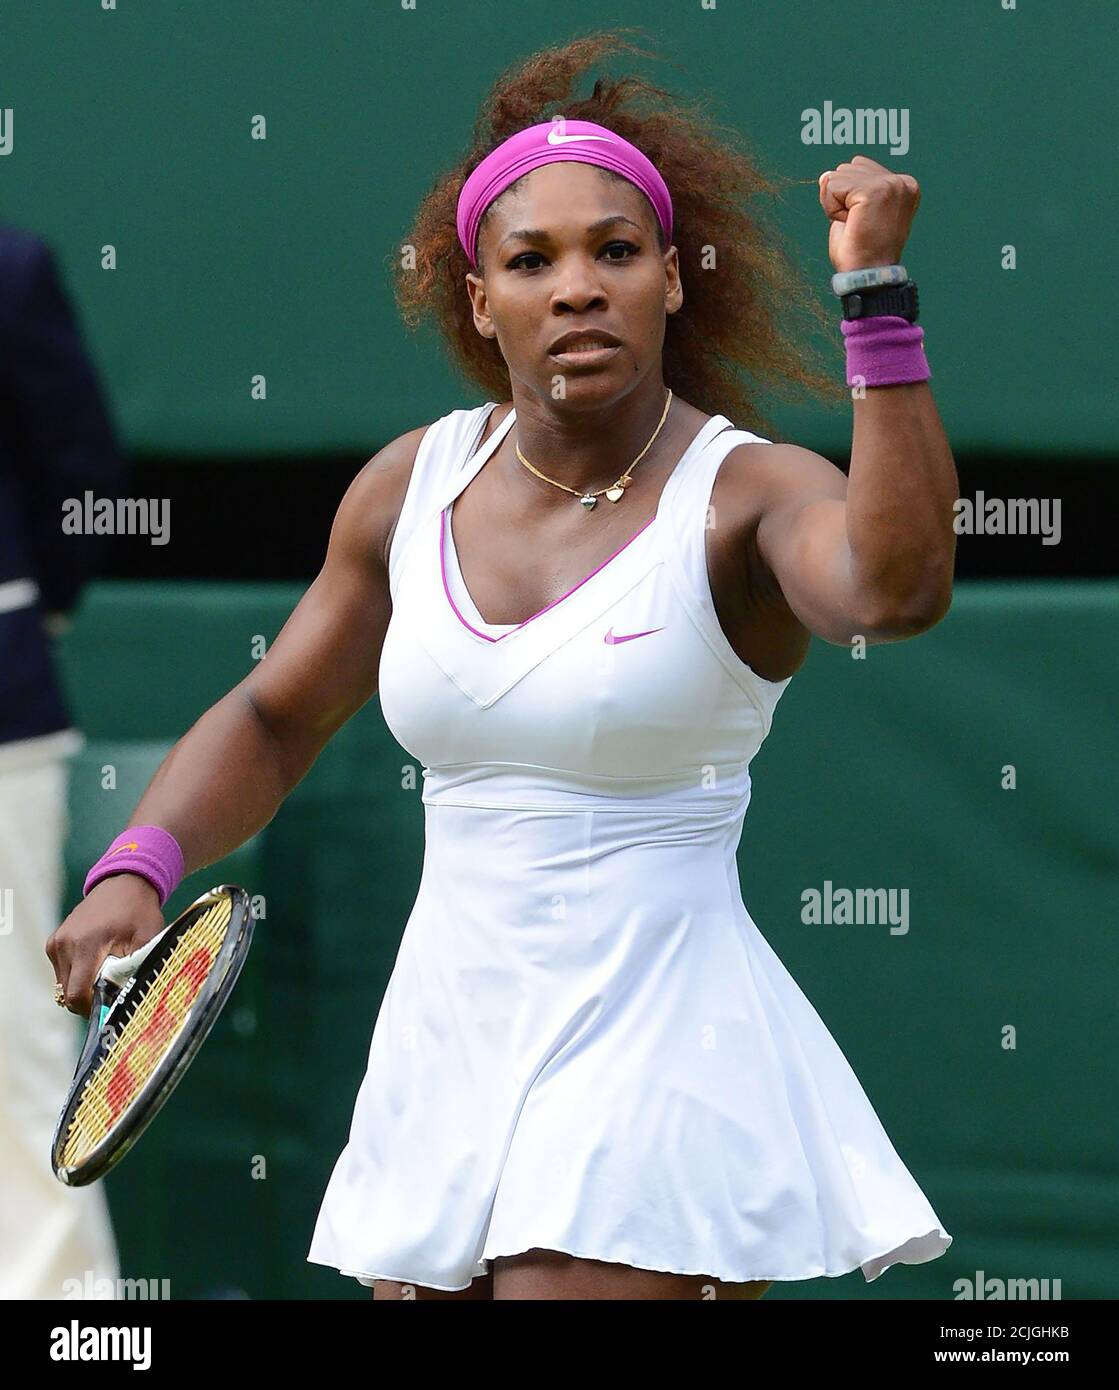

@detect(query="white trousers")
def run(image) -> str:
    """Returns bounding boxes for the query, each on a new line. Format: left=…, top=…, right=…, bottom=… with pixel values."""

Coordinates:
left=0, top=753, right=119, bottom=1298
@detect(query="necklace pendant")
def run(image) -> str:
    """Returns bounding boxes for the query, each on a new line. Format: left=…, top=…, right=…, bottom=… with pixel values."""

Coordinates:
left=579, top=494, right=598, bottom=511
left=605, top=485, right=626, bottom=503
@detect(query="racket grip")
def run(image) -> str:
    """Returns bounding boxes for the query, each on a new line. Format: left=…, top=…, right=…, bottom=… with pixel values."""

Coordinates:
left=99, top=925, right=171, bottom=988
left=74, top=979, right=115, bottom=1079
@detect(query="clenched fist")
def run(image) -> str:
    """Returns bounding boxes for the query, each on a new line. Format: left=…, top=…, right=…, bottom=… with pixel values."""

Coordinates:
left=818, top=155, right=921, bottom=273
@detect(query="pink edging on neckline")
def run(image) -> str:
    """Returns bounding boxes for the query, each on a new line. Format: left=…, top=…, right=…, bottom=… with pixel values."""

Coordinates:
left=440, top=506, right=657, bottom=644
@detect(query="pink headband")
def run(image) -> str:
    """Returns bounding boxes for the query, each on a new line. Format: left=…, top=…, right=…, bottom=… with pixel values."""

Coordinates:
left=456, top=117, right=674, bottom=268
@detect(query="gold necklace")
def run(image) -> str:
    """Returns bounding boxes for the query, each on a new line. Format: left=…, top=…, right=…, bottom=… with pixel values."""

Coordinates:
left=514, top=389, right=673, bottom=512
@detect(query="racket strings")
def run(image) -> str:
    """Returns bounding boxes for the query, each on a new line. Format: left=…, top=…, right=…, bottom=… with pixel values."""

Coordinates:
left=60, top=896, right=233, bottom=1166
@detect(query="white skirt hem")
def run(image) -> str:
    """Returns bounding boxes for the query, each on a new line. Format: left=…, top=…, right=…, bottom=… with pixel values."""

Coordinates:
left=326, top=1263, right=481, bottom=1293
left=311, top=1224, right=951, bottom=1293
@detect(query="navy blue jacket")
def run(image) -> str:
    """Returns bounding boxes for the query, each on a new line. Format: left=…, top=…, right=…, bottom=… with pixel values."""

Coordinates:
left=0, top=227, right=125, bottom=745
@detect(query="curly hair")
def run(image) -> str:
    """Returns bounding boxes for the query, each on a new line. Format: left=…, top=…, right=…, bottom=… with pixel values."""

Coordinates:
left=390, top=27, right=847, bottom=438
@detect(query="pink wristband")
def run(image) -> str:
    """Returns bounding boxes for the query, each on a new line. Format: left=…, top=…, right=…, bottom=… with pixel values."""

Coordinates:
left=841, top=315, right=930, bottom=387
left=83, top=825, right=185, bottom=907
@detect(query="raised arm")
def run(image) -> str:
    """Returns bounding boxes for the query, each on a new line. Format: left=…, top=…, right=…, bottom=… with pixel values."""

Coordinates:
left=749, top=381, right=957, bottom=644
left=748, top=156, right=956, bottom=646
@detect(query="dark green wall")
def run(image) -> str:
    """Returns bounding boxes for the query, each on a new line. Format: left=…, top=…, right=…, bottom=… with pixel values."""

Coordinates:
left=3, top=1, right=1115, bottom=457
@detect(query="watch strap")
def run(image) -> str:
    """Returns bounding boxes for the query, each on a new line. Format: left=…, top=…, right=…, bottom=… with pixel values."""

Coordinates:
left=831, top=264, right=908, bottom=297
left=841, top=280, right=920, bottom=323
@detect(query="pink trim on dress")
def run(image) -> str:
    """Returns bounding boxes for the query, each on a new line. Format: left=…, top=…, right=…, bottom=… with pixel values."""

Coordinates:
left=440, top=507, right=656, bottom=644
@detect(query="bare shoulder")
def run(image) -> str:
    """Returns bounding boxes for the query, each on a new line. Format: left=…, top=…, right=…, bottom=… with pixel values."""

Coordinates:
left=713, top=441, right=848, bottom=528
left=705, top=439, right=851, bottom=625
left=328, top=421, right=434, bottom=573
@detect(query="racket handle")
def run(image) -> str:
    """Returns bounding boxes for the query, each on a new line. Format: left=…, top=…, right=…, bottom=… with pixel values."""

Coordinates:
left=74, top=978, right=115, bottom=1077
left=96, top=885, right=222, bottom=987
left=98, top=925, right=171, bottom=988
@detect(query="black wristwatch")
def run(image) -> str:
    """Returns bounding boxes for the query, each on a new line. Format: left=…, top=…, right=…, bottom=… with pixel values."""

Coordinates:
left=841, top=279, right=920, bottom=323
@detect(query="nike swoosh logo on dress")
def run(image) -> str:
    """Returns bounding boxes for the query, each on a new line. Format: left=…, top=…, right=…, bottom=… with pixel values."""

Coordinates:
left=604, top=626, right=667, bottom=644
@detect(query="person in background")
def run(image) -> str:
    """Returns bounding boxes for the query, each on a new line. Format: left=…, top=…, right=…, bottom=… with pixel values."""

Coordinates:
left=0, top=225, right=124, bottom=1298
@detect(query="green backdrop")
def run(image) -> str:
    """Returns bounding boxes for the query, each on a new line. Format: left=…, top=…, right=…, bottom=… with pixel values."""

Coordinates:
left=54, top=578, right=1119, bottom=1299
left=2, top=0, right=1115, bottom=457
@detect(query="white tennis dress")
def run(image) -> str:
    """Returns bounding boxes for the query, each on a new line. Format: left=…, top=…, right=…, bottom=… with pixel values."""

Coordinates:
left=307, top=402, right=951, bottom=1290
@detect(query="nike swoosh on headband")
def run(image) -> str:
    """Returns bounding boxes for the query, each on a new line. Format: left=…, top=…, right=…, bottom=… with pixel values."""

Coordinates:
left=604, top=626, right=667, bottom=644
left=546, top=130, right=613, bottom=145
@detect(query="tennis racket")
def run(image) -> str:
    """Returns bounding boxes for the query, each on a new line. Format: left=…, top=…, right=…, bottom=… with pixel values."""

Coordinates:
left=51, top=883, right=254, bottom=1187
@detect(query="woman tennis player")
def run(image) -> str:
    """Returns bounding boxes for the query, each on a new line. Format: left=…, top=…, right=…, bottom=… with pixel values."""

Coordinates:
left=49, top=33, right=956, bottom=1300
